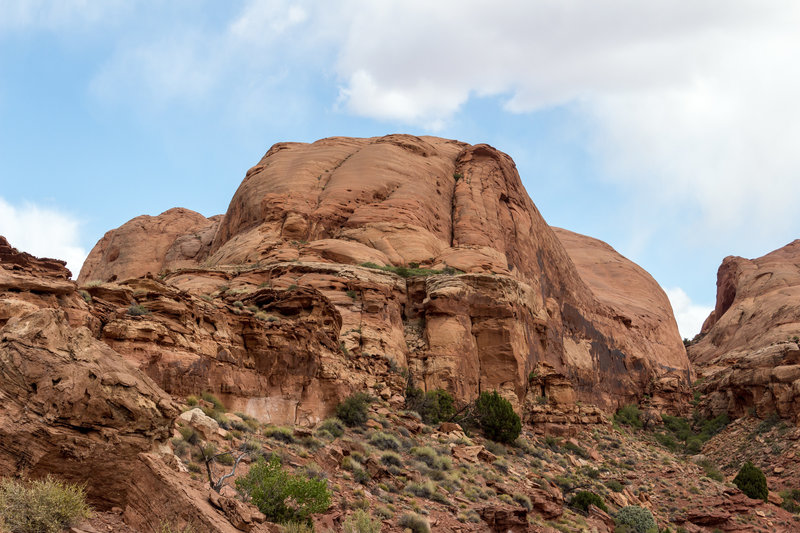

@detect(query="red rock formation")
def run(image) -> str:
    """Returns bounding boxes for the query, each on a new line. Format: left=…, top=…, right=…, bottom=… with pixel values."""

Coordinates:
left=78, top=208, right=216, bottom=284
left=78, top=135, right=691, bottom=417
left=690, top=240, right=800, bottom=421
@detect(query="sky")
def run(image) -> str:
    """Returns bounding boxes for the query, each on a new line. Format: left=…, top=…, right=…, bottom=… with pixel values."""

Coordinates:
left=2, top=1, right=800, bottom=339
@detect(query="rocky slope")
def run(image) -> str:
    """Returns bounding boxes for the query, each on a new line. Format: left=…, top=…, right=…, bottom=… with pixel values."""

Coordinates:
left=689, top=240, right=800, bottom=421
left=0, top=237, right=260, bottom=532
left=77, top=135, right=691, bottom=424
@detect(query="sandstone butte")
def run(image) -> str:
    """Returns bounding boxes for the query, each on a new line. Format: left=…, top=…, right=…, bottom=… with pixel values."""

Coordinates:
left=75, top=134, right=691, bottom=424
left=0, top=134, right=703, bottom=531
left=690, top=239, right=800, bottom=422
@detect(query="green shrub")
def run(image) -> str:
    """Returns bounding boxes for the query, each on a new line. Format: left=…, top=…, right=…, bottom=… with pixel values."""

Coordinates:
left=397, top=512, right=430, bottom=533
left=605, top=479, right=624, bottom=493
left=405, top=387, right=455, bottom=425
left=614, top=506, right=657, bottom=533
left=0, top=477, right=91, bottom=533
left=342, top=509, right=381, bottom=533
left=335, top=393, right=373, bottom=427
left=235, top=456, right=330, bottom=523
left=568, top=491, right=607, bottom=513
left=405, top=480, right=436, bottom=499
left=513, top=493, right=532, bottom=510
left=733, top=461, right=768, bottom=501
left=369, top=431, right=401, bottom=451
left=317, top=418, right=345, bottom=438
left=779, top=489, right=800, bottom=513
left=563, top=441, right=589, bottom=458
left=474, top=391, right=521, bottom=444
left=264, top=427, right=295, bottom=443
left=696, top=459, right=724, bottom=482
left=127, top=303, right=150, bottom=316
left=410, top=446, right=438, bottom=468
left=380, top=451, right=403, bottom=467
left=201, top=392, right=225, bottom=411
left=614, top=404, right=642, bottom=429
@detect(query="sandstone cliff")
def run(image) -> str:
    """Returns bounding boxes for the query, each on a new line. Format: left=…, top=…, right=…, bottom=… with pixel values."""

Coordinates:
left=689, top=240, right=800, bottom=421
left=0, top=237, right=261, bottom=532
left=77, top=135, right=691, bottom=421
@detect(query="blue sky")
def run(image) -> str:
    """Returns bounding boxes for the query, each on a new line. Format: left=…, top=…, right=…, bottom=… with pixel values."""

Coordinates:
left=2, top=1, right=800, bottom=338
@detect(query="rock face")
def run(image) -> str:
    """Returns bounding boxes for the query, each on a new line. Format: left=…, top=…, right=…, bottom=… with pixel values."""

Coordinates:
left=77, top=134, right=691, bottom=418
left=553, top=228, right=691, bottom=413
left=0, top=237, right=268, bottom=532
left=690, top=240, right=800, bottom=421
left=78, top=208, right=217, bottom=284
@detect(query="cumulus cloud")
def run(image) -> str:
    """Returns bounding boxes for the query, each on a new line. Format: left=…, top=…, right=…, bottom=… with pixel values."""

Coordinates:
left=0, top=197, right=87, bottom=278
left=326, top=0, right=800, bottom=244
left=83, top=1, right=800, bottom=249
left=666, top=287, right=713, bottom=340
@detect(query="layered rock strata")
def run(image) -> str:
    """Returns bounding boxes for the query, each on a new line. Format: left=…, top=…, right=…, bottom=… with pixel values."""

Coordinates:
left=78, top=135, right=691, bottom=419
left=0, top=237, right=262, bottom=532
left=690, top=240, right=800, bottom=421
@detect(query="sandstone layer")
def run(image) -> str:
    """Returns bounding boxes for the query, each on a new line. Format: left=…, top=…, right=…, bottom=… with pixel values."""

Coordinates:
left=78, top=135, right=691, bottom=420
left=690, top=240, right=800, bottom=421
left=0, top=237, right=266, bottom=532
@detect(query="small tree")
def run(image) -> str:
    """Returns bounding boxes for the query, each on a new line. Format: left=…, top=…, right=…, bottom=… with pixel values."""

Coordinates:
left=236, top=456, right=331, bottom=523
left=568, top=491, right=607, bottom=513
left=733, top=461, right=768, bottom=501
left=335, top=392, right=373, bottom=427
left=405, top=382, right=455, bottom=424
left=473, top=391, right=521, bottom=444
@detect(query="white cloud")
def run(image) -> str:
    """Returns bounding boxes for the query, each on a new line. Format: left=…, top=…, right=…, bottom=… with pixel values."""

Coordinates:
left=325, top=0, right=800, bottom=246
left=666, top=287, right=713, bottom=340
left=0, top=197, right=87, bottom=279
left=83, top=1, right=800, bottom=249
left=0, top=0, right=128, bottom=31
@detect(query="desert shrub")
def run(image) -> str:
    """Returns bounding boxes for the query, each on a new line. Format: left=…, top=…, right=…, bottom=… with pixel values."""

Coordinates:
left=280, top=523, right=313, bottom=533
left=405, top=480, right=436, bottom=499
left=614, top=506, right=656, bottom=533
left=563, top=441, right=589, bottom=458
left=201, top=392, right=225, bottom=411
left=474, top=391, right=521, bottom=444
left=568, top=491, right=607, bottom=513
left=779, top=489, right=800, bottom=513
left=342, top=509, right=381, bottom=533
left=733, top=461, right=768, bottom=501
left=380, top=451, right=403, bottom=467
left=409, top=446, right=438, bottom=468
left=756, top=412, right=780, bottom=434
left=405, top=386, right=455, bottom=425
left=336, top=393, right=373, bottom=427
left=513, top=493, right=532, bottom=510
left=317, top=418, right=345, bottom=438
left=235, top=456, right=330, bottom=523
left=264, top=427, right=295, bottom=444
left=397, top=512, right=430, bottom=533
left=0, top=477, right=91, bottom=533
left=605, top=479, right=624, bottom=493
left=369, top=432, right=401, bottom=451
left=159, top=522, right=194, bottom=533
left=614, top=404, right=642, bottom=429
left=695, top=459, right=724, bottom=482
left=654, top=432, right=678, bottom=451
left=127, top=303, right=150, bottom=316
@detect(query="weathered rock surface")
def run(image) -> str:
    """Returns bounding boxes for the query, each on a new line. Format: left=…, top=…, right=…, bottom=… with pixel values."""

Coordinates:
left=78, top=135, right=691, bottom=417
left=690, top=240, right=800, bottom=420
left=78, top=207, right=217, bottom=284
left=0, top=237, right=279, bottom=532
